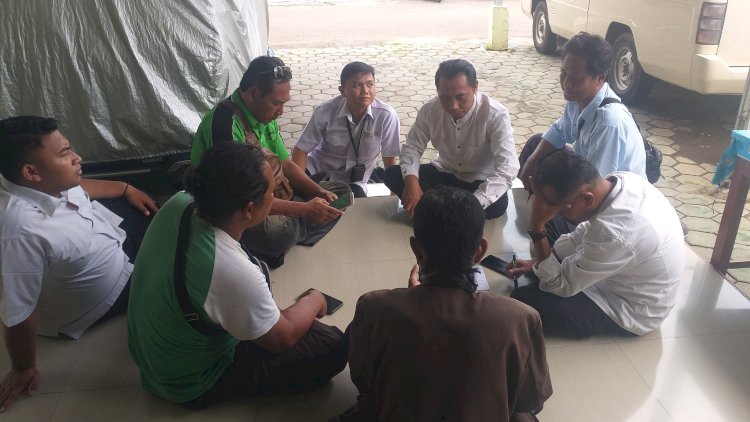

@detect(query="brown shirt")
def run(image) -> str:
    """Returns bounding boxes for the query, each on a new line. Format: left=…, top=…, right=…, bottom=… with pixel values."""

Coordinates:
left=347, top=285, right=552, bottom=422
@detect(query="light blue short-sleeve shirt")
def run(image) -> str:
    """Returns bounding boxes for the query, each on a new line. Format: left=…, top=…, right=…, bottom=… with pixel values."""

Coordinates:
left=544, top=83, right=646, bottom=179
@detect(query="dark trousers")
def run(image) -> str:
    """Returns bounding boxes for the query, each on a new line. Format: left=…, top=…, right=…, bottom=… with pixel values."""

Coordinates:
left=94, top=197, right=152, bottom=323
left=383, top=164, right=509, bottom=219
left=511, top=285, right=634, bottom=338
left=518, top=134, right=577, bottom=244
left=183, top=321, right=348, bottom=409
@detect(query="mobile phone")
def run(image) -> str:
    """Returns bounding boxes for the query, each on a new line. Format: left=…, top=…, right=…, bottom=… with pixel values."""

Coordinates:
left=299, top=289, right=343, bottom=315
left=480, top=255, right=512, bottom=278
left=329, top=194, right=353, bottom=210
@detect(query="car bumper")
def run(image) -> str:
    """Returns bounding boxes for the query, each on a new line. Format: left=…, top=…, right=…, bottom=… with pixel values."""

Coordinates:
left=691, top=54, right=748, bottom=94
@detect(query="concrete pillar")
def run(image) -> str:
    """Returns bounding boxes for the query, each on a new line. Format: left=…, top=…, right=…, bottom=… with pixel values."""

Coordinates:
left=737, top=70, right=750, bottom=130
left=487, top=0, right=509, bottom=51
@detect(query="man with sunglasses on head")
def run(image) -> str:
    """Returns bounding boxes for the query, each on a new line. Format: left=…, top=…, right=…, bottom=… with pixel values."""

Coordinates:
left=192, top=56, right=343, bottom=268
left=517, top=32, right=647, bottom=243
left=292, top=61, right=400, bottom=198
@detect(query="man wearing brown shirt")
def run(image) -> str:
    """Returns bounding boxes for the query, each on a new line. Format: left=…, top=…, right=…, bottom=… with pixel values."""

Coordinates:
left=340, top=186, right=552, bottom=422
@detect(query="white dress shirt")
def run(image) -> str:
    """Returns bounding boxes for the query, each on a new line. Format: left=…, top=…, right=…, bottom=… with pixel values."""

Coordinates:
left=399, top=93, right=519, bottom=208
left=0, top=177, right=132, bottom=338
left=534, top=172, right=685, bottom=335
left=295, top=96, right=400, bottom=192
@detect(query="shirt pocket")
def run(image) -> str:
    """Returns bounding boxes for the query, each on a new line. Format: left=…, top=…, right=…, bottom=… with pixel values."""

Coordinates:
left=321, top=129, right=352, bottom=158
left=358, top=131, right=381, bottom=162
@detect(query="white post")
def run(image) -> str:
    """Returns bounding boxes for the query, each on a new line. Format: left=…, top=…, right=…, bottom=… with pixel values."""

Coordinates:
left=737, top=70, right=750, bottom=130
left=487, top=0, right=509, bottom=51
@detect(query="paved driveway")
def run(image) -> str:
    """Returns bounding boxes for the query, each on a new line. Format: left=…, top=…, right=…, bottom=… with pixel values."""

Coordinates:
left=270, top=0, right=749, bottom=291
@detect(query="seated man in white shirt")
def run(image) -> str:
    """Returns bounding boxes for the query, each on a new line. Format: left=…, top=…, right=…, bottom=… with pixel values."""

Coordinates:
left=292, top=61, right=400, bottom=198
left=508, top=152, right=684, bottom=338
left=383, top=59, right=519, bottom=219
left=0, top=116, right=158, bottom=411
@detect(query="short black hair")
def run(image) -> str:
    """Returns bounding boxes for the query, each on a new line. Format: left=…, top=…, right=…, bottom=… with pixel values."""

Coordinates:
left=434, top=59, right=477, bottom=89
left=340, top=61, right=375, bottom=86
left=413, top=186, right=485, bottom=293
left=535, top=151, right=601, bottom=202
left=239, top=56, right=290, bottom=96
left=562, top=32, right=612, bottom=77
left=0, top=116, right=59, bottom=184
left=184, top=143, right=269, bottom=226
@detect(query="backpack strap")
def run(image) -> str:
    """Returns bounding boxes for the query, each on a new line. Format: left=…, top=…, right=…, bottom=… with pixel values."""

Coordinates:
left=217, top=98, right=260, bottom=147
left=174, top=203, right=227, bottom=336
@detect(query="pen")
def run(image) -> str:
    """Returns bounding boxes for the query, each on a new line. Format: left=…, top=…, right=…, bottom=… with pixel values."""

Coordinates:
left=512, top=253, right=518, bottom=290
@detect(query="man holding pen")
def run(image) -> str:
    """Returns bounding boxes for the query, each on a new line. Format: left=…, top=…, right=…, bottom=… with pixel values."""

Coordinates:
left=508, top=152, right=684, bottom=338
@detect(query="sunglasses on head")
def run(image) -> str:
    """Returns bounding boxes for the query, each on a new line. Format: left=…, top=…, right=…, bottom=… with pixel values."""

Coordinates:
left=259, top=65, right=292, bottom=81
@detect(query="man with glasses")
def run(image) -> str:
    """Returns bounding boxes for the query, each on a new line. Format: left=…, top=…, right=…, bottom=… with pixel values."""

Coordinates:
left=292, top=61, right=400, bottom=198
left=191, top=56, right=343, bottom=268
left=517, top=32, right=647, bottom=243
left=507, top=152, right=684, bottom=338
left=383, top=59, right=519, bottom=219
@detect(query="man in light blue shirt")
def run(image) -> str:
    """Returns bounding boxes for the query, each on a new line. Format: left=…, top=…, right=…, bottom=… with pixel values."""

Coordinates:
left=518, top=32, right=646, bottom=191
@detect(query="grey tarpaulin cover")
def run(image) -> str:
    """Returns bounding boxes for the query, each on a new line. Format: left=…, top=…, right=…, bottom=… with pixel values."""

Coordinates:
left=0, top=0, right=268, bottom=164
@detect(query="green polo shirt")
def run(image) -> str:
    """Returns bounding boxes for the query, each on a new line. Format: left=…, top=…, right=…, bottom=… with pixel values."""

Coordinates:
left=191, top=89, right=289, bottom=166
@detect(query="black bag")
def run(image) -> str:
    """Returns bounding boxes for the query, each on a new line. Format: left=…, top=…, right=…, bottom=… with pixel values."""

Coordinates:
left=598, top=98, right=662, bottom=184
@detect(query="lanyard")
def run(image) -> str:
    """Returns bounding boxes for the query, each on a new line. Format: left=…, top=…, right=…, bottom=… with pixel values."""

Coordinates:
left=345, top=116, right=367, bottom=163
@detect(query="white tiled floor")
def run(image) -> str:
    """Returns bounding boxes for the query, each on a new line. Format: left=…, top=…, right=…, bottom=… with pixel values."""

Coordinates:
left=2, top=190, right=749, bottom=421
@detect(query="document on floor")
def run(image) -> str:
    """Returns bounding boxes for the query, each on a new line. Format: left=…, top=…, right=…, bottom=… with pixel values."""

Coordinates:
left=473, top=265, right=490, bottom=291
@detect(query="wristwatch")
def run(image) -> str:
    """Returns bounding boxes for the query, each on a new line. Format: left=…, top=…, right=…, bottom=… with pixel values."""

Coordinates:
left=527, top=229, right=548, bottom=243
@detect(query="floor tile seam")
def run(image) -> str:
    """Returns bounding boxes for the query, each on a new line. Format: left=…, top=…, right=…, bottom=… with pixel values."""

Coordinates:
left=613, top=339, right=676, bottom=421
left=270, top=257, right=415, bottom=272
left=544, top=340, right=617, bottom=350
left=61, top=382, right=141, bottom=394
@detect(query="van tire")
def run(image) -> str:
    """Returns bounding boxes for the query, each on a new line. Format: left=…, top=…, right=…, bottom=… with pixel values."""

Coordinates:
left=609, top=33, right=654, bottom=104
left=533, top=2, right=557, bottom=54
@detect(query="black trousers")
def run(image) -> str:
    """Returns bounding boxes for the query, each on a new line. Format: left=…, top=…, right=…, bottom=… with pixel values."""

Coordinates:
left=183, top=321, right=348, bottom=409
left=383, top=164, right=509, bottom=219
left=518, top=134, right=577, bottom=245
left=511, top=285, right=634, bottom=338
left=93, top=197, right=152, bottom=323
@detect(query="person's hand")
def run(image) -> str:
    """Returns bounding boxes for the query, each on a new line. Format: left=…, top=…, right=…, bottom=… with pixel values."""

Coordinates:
left=506, top=258, right=535, bottom=278
left=408, top=264, right=421, bottom=288
left=123, top=185, right=159, bottom=216
left=303, top=198, right=343, bottom=225
left=299, top=289, right=327, bottom=318
left=0, top=367, right=40, bottom=412
left=318, top=189, right=337, bottom=203
left=401, top=176, right=423, bottom=217
left=519, top=160, right=537, bottom=192
left=529, top=177, right=570, bottom=231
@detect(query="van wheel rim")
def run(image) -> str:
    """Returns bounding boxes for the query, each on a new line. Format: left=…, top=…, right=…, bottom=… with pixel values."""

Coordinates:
left=534, top=14, right=547, bottom=44
left=614, top=47, right=635, bottom=91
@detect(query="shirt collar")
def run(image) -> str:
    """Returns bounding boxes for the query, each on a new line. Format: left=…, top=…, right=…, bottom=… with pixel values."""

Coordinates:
left=337, top=96, right=374, bottom=124
left=0, top=175, right=64, bottom=217
left=578, top=83, right=610, bottom=124
left=453, top=94, right=479, bottom=126
left=230, top=89, right=266, bottom=131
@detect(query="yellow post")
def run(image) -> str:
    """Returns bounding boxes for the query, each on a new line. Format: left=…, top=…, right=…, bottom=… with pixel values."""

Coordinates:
left=487, top=1, right=509, bottom=51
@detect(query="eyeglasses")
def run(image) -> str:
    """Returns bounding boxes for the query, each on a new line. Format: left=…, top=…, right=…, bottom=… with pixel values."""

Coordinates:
left=259, top=65, right=293, bottom=81
left=559, top=69, right=588, bottom=84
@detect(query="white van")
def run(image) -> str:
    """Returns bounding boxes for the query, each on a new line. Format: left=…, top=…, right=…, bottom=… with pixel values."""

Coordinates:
left=520, top=0, right=750, bottom=104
